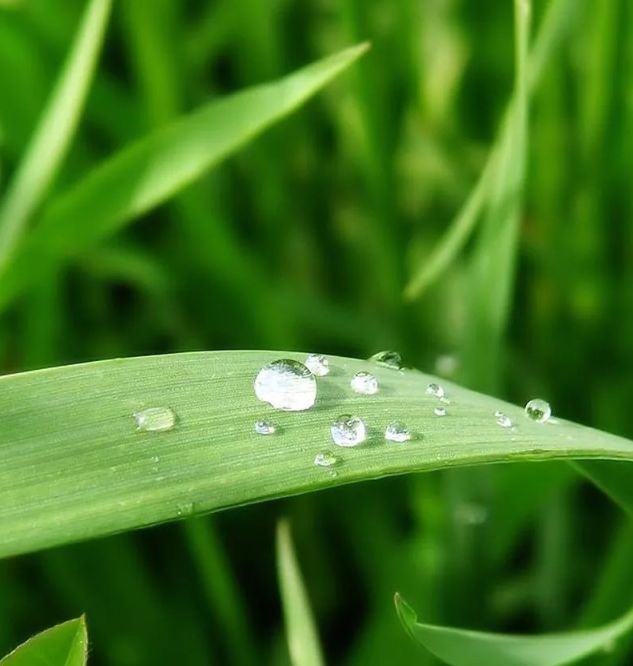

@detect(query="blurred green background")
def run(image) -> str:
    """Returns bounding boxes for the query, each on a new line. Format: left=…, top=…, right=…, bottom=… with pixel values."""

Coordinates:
left=1, top=0, right=632, bottom=663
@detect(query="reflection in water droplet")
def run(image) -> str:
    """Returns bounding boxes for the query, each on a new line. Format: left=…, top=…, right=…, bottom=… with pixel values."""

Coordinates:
left=351, top=371, right=378, bottom=395
left=331, top=414, right=367, bottom=447
left=254, top=420, right=276, bottom=435
left=426, top=383, right=445, bottom=399
left=495, top=409, right=513, bottom=428
left=134, top=407, right=176, bottom=432
left=384, top=421, right=411, bottom=443
left=305, top=354, right=330, bottom=376
left=369, top=350, right=402, bottom=370
left=314, top=451, right=338, bottom=467
left=434, top=406, right=447, bottom=417
left=254, top=359, right=317, bottom=411
left=524, top=398, right=551, bottom=423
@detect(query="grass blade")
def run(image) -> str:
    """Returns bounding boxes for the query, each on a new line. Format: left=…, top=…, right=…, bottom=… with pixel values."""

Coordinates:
left=276, top=521, right=325, bottom=666
left=0, top=351, right=632, bottom=559
left=394, top=594, right=633, bottom=666
left=0, top=617, right=87, bottom=666
left=0, top=43, right=369, bottom=312
left=0, top=0, right=112, bottom=269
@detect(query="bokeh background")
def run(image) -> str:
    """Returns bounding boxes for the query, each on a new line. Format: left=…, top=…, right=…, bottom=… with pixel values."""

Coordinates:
left=1, top=0, right=632, bottom=664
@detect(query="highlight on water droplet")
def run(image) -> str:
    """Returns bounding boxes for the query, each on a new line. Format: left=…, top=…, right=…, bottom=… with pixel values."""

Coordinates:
left=254, top=359, right=317, bottom=411
left=134, top=406, right=176, bottom=432
left=384, top=421, right=411, bottom=443
left=330, top=414, right=367, bottom=447
left=314, top=451, right=338, bottom=468
left=524, top=398, right=551, bottom=423
left=426, top=382, right=445, bottom=399
left=254, top=420, right=276, bottom=435
left=350, top=371, right=378, bottom=395
left=495, top=409, right=513, bottom=428
left=305, top=353, right=330, bottom=376
left=433, top=406, right=447, bottom=417
left=369, top=350, right=402, bottom=370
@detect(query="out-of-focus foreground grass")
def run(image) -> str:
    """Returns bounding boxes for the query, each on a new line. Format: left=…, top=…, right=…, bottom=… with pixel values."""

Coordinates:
left=0, top=0, right=632, bottom=664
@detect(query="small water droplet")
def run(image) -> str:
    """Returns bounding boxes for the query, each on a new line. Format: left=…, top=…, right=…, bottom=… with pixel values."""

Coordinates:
left=369, top=350, right=402, bottom=370
left=176, top=502, right=194, bottom=517
left=254, top=359, right=317, bottom=411
left=305, top=353, right=330, bottom=376
left=495, top=409, right=513, bottom=428
left=254, top=420, right=276, bottom=435
left=314, top=451, right=338, bottom=467
left=351, top=371, right=378, bottom=395
left=524, top=398, right=551, bottom=423
left=134, top=407, right=176, bottom=432
left=331, top=414, right=367, bottom=447
left=434, top=406, right=447, bottom=417
left=384, top=421, right=411, bottom=443
left=426, top=383, right=445, bottom=399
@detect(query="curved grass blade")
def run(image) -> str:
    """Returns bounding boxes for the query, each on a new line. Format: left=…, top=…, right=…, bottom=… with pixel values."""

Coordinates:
left=394, top=594, right=633, bottom=666
left=0, top=350, right=632, bottom=559
left=277, top=521, right=325, bottom=666
left=574, top=461, right=633, bottom=517
left=0, top=43, right=369, bottom=312
left=0, top=617, right=87, bottom=666
left=0, top=0, right=112, bottom=269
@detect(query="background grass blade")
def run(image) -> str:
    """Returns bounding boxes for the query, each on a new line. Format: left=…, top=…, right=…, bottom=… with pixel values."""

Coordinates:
left=0, top=43, right=368, bottom=313
left=394, top=594, right=633, bottom=666
left=276, top=521, right=325, bottom=666
left=0, top=0, right=112, bottom=269
left=0, top=350, right=632, bottom=559
left=0, top=617, right=87, bottom=666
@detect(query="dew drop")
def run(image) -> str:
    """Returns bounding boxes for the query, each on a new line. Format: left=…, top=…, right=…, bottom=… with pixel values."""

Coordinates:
left=134, top=407, right=176, bottom=432
left=305, top=353, right=330, bottom=376
left=426, top=383, right=445, bottom=399
left=176, top=502, right=194, bottom=517
left=495, top=409, right=513, bottom=428
left=524, top=398, right=551, bottom=423
left=330, top=414, right=367, bottom=447
left=254, top=359, right=317, bottom=411
left=434, top=406, right=447, bottom=417
left=314, top=451, right=338, bottom=467
left=384, top=421, right=411, bottom=443
left=369, top=350, right=402, bottom=370
left=254, top=420, right=276, bottom=435
left=351, top=371, right=379, bottom=395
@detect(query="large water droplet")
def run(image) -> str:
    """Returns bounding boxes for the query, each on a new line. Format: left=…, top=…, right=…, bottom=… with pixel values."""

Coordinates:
left=351, top=371, right=378, bottom=395
left=384, top=421, right=411, bottom=443
left=369, top=350, right=402, bottom=370
left=305, top=353, right=330, bottom=376
left=426, top=383, right=445, bottom=399
left=134, top=407, right=176, bottom=432
left=524, top=398, right=551, bottom=423
left=331, top=414, right=367, bottom=447
left=495, top=409, right=513, bottom=428
left=433, top=406, right=447, bottom=417
left=314, top=451, right=338, bottom=467
left=254, top=420, right=276, bottom=435
left=254, top=359, right=317, bottom=411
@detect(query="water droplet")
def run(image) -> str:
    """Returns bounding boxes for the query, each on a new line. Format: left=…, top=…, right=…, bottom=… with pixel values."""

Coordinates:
left=434, top=406, right=447, bottom=417
left=495, top=409, right=513, bottom=428
left=384, top=421, right=411, bottom=443
left=369, top=350, right=402, bottom=370
left=134, top=407, right=176, bottom=432
left=524, top=398, right=551, bottom=423
left=426, top=383, right=445, bottom=399
left=254, top=420, right=276, bottom=435
left=305, top=353, right=330, bottom=376
left=254, top=359, right=317, bottom=411
left=330, top=414, right=367, bottom=447
left=176, top=502, right=194, bottom=517
left=351, top=371, right=378, bottom=395
left=314, top=451, right=338, bottom=467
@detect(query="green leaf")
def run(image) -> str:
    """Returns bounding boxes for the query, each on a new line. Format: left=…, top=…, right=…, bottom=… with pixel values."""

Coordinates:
left=394, top=594, right=633, bottom=666
left=0, top=617, right=87, bottom=666
left=0, top=0, right=112, bottom=268
left=0, top=351, right=632, bottom=559
left=574, top=461, right=633, bottom=517
left=0, top=43, right=369, bottom=312
left=276, top=520, right=325, bottom=666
